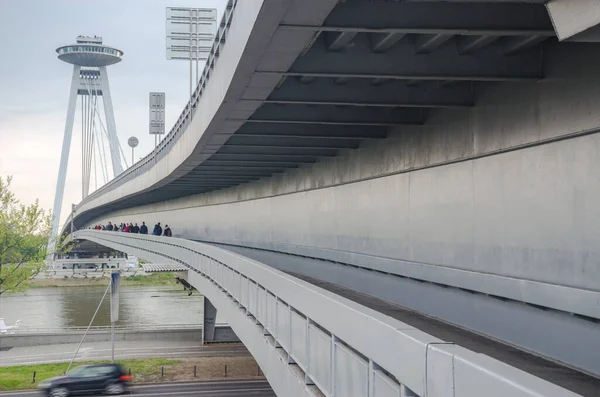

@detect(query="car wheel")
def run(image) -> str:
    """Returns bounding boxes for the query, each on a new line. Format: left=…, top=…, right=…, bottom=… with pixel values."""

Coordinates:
left=49, top=387, right=69, bottom=397
left=105, top=382, right=125, bottom=395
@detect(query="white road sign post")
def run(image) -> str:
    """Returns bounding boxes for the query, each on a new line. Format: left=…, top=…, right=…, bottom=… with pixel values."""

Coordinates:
left=166, top=8, right=217, bottom=114
left=149, top=92, right=165, bottom=148
left=128, top=136, right=139, bottom=165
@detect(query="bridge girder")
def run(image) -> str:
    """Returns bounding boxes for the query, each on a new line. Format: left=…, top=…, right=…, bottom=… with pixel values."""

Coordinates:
left=72, top=0, right=562, bottom=225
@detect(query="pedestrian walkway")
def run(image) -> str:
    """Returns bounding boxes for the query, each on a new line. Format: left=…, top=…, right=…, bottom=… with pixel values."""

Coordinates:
left=0, top=340, right=248, bottom=366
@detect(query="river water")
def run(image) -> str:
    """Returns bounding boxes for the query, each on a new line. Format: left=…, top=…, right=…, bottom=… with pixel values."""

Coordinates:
left=0, top=286, right=206, bottom=329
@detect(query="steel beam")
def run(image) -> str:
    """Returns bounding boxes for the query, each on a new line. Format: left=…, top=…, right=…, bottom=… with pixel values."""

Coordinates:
left=370, top=78, right=390, bottom=86
left=299, top=76, right=316, bottom=84
left=371, top=32, right=405, bottom=52
left=458, top=35, right=499, bottom=55
left=413, top=34, right=454, bottom=54
left=325, top=31, right=357, bottom=51
left=280, top=34, right=543, bottom=81
left=208, top=154, right=319, bottom=162
left=265, top=76, right=473, bottom=108
left=195, top=165, right=290, bottom=171
left=234, top=122, right=387, bottom=139
left=169, top=181, right=260, bottom=186
left=173, top=175, right=263, bottom=180
left=186, top=169, right=282, bottom=176
left=169, top=182, right=243, bottom=186
left=169, top=178, right=259, bottom=183
left=217, top=146, right=340, bottom=157
left=225, top=136, right=360, bottom=149
left=185, top=168, right=283, bottom=174
left=320, top=2, right=554, bottom=36
left=169, top=177, right=259, bottom=183
left=248, top=104, right=424, bottom=126
left=502, top=35, right=547, bottom=55
left=222, top=143, right=348, bottom=151
left=203, top=160, right=304, bottom=167
left=334, top=76, right=353, bottom=85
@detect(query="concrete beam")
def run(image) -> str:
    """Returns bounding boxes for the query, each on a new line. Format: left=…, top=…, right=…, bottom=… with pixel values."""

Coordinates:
left=248, top=104, right=425, bottom=126
left=282, top=34, right=543, bottom=81
left=547, top=0, right=600, bottom=41
left=267, top=76, right=473, bottom=108
left=203, top=297, right=217, bottom=344
left=322, top=2, right=554, bottom=35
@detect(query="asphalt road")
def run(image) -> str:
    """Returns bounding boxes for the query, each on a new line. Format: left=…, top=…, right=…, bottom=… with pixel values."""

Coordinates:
left=0, top=380, right=275, bottom=397
left=0, top=342, right=248, bottom=366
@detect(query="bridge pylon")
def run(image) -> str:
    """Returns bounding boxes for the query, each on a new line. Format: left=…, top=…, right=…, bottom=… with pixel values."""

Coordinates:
left=49, top=36, right=125, bottom=255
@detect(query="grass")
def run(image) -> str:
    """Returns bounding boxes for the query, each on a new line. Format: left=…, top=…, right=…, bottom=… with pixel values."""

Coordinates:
left=123, top=272, right=177, bottom=286
left=30, top=272, right=178, bottom=288
left=0, top=358, right=177, bottom=391
left=0, top=356, right=263, bottom=391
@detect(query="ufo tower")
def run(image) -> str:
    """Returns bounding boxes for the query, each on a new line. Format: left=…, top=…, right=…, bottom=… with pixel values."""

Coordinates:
left=50, top=36, right=125, bottom=248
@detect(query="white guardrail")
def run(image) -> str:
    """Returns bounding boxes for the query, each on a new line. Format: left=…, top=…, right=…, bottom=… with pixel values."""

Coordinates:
left=4, top=324, right=204, bottom=334
left=74, top=230, right=580, bottom=397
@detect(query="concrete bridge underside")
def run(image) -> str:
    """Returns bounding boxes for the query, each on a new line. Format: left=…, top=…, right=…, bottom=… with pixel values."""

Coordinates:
left=68, top=0, right=600, bottom=390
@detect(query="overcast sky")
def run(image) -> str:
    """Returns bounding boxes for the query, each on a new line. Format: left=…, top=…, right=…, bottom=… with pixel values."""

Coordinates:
left=0, top=0, right=226, bottom=228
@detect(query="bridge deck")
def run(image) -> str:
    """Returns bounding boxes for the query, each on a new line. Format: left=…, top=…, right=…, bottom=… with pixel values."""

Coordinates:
left=216, top=244, right=600, bottom=397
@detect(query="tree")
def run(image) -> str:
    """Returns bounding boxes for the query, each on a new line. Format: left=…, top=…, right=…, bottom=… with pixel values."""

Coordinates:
left=0, top=176, right=54, bottom=295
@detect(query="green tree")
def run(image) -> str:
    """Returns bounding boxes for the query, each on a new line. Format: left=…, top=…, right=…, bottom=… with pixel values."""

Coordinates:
left=0, top=176, right=54, bottom=295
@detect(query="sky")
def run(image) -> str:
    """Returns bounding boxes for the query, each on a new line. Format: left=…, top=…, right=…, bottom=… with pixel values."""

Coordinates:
left=0, top=0, right=226, bottom=228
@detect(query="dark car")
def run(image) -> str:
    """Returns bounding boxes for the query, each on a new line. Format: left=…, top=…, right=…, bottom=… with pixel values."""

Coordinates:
left=38, top=364, right=132, bottom=396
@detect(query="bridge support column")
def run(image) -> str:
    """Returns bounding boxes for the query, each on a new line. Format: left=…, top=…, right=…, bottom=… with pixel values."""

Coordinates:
left=202, top=297, right=217, bottom=344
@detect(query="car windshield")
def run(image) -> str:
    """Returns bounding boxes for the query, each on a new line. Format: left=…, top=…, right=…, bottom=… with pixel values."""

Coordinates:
left=66, top=366, right=88, bottom=377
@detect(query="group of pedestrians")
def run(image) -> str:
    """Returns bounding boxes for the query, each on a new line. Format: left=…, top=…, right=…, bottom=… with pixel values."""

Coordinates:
left=92, top=221, right=172, bottom=237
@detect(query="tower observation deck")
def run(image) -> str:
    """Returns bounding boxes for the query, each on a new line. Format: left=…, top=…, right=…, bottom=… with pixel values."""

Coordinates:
left=56, top=36, right=123, bottom=67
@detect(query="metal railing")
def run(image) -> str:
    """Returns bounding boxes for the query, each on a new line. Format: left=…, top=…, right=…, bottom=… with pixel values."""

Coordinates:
left=74, top=230, right=579, bottom=397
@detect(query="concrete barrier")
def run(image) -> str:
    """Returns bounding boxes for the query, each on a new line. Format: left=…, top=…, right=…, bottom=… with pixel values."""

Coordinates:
left=0, top=326, right=237, bottom=348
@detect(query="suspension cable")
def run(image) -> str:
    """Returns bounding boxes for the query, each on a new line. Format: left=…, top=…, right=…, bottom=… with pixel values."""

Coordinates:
left=82, top=76, right=109, bottom=184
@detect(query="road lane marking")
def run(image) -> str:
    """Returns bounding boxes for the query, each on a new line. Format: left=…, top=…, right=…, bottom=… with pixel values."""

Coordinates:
left=0, top=386, right=273, bottom=397
left=2, top=351, right=249, bottom=366
left=124, top=388, right=273, bottom=396
left=3, top=347, right=241, bottom=359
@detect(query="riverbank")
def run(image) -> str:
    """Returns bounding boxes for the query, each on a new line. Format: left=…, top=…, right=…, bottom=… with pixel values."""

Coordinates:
left=30, top=272, right=178, bottom=288
left=0, top=356, right=264, bottom=391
